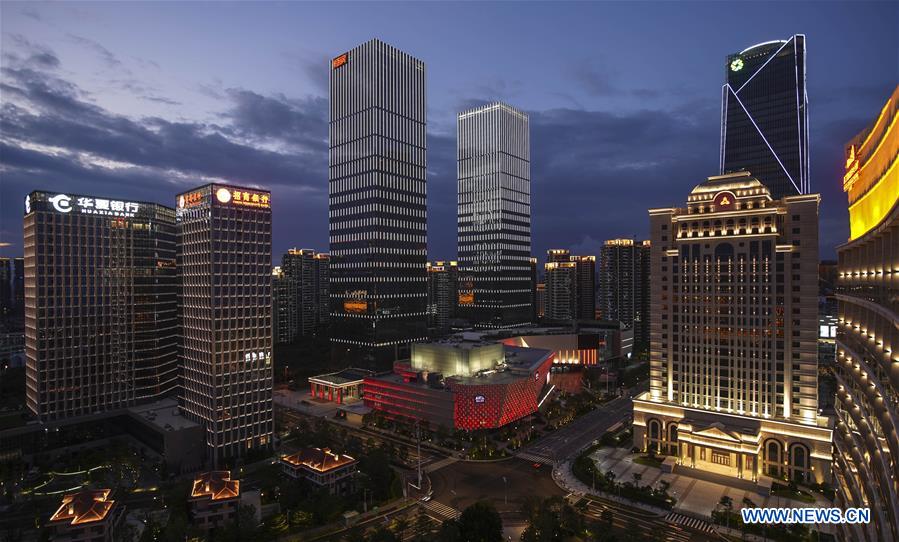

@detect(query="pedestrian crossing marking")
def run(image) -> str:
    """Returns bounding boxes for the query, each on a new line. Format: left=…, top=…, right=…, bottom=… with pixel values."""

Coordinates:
left=422, top=499, right=461, bottom=520
left=665, top=512, right=717, bottom=534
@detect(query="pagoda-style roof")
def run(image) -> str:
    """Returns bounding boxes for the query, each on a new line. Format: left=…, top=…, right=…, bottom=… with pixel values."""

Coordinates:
left=282, top=447, right=356, bottom=473
left=191, top=471, right=240, bottom=501
left=50, top=489, right=115, bottom=526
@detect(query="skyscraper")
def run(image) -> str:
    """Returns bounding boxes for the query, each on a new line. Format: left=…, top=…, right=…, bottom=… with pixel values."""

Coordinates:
left=426, top=260, right=459, bottom=335
left=599, top=239, right=650, bottom=345
left=0, top=258, right=11, bottom=323
left=24, top=191, right=177, bottom=421
left=457, top=102, right=532, bottom=329
left=721, top=35, right=809, bottom=199
left=833, top=86, right=898, bottom=542
left=329, top=39, right=428, bottom=365
left=272, top=266, right=291, bottom=345
left=632, top=172, right=831, bottom=484
left=176, top=184, right=274, bottom=465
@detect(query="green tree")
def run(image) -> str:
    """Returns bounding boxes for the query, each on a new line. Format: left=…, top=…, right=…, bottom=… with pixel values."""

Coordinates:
left=368, top=527, right=400, bottom=542
left=456, top=501, right=502, bottom=542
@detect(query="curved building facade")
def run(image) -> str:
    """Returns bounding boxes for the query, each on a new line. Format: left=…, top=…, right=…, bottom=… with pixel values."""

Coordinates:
left=833, top=85, right=899, bottom=542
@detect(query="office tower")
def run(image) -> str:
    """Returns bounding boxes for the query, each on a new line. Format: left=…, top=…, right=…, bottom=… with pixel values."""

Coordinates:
left=23, top=191, right=177, bottom=421
left=329, top=39, right=428, bottom=365
left=279, top=249, right=330, bottom=342
left=599, top=239, right=650, bottom=339
left=833, top=86, right=899, bottom=542
left=272, top=267, right=290, bottom=345
left=12, top=257, right=23, bottom=319
left=457, top=102, right=532, bottom=329
left=544, top=250, right=596, bottom=321
left=176, top=184, right=274, bottom=465
left=721, top=35, right=809, bottom=199
left=632, top=172, right=831, bottom=485
left=426, top=261, right=458, bottom=336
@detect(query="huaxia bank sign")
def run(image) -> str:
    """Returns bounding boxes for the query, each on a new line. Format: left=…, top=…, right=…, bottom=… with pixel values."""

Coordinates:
left=27, top=193, right=141, bottom=218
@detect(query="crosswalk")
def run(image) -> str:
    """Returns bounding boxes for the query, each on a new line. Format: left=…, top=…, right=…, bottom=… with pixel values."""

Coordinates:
left=665, top=512, right=717, bottom=534
left=422, top=499, right=461, bottom=520
left=423, top=456, right=459, bottom=473
left=517, top=450, right=555, bottom=465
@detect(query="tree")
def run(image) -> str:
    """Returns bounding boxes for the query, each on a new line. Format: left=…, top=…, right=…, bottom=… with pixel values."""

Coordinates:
left=435, top=520, right=462, bottom=542
left=631, top=472, right=642, bottom=487
left=393, top=517, right=410, bottom=540
left=368, top=527, right=400, bottom=542
left=718, top=496, right=733, bottom=530
left=457, top=501, right=502, bottom=542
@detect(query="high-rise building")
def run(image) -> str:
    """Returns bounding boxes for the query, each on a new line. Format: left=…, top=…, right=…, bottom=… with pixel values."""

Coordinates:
left=426, top=261, right=458, bottom=336
left=0, top=258, right=11, bottom=323
left=457, top=102, right=532, bottom=329
left=632, top=172, right=831, bottom=485
left=272, top=266, right=291, bottom=345
left=529, top=257, right=538, bottom=323
left=23, top=191, right=177, bottom=421
left=277, top=249, right=330, bottom=343
left=535, top=283, right=545, bottom=319
left=176, top=184, right=274, bottom=465
left=832, top=86, right=899, bottom=542
left=599, top=239, right=650, bottom=346
left=12, top=257, right=23, bottom=320
left=328, top=39, right=428, bottom=365
left=543, top=250, right=595, bottom=322
left=721, top=35, right=809, bottom=199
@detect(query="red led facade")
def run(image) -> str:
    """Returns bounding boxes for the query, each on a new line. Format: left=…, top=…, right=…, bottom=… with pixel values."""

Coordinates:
left=363, top=350, right=553, bottom=431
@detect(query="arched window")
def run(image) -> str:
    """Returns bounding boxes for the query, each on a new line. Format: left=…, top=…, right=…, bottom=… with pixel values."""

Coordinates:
left=667, top=424, right=679, bottom=456
left=647, top=419, right=662, bottom=453
left=790, top=443, right=811, bottom=484
left=764, top=439, right=783, bottom=478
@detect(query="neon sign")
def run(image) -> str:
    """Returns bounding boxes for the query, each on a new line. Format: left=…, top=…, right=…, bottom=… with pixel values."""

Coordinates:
left=843, top=145, right=859, bottom=192
left=223, top=188, right=270, bottom=208
left=43, top=193, right=140, bottom=217
left=474, top=395, right=485, bottom=404
left=332, top=53, right=348, bottom=69
left=730, top=58, right=744, bottom=72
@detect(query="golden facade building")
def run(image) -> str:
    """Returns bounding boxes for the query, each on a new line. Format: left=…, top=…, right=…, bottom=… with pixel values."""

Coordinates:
left=833, top=85, right=899, bottom=542
left=633, top=172, right=832, bottom=485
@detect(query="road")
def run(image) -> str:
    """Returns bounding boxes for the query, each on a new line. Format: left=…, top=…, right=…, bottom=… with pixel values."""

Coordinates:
left=574, top=495, right=719, bottom=542
left=518, top=392, right=634, bottom=464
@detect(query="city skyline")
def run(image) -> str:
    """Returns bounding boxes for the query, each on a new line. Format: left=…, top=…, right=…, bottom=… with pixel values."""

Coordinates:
left=1, top=2, right=896, bottom=263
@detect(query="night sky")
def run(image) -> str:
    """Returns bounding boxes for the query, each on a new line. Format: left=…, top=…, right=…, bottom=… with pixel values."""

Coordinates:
left=1, top=2, right=896, bottom=263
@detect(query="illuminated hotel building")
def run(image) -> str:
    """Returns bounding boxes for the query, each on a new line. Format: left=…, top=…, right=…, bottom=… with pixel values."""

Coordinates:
left=23, top=191, right=177, bottom=421
left=832, top=86, right=899, bottom=542
left=599, top=239, right=650, bottom=350
left=427, top=260, right=459, bottom=335
left=632, top=172, right=832, bottom=485
left=328, top=39, right=428, bottom=364
left=176, top=184, right=274, bottom=465
left=721, top=36, right=809, bottom=199
left=457, top=102, right=532, bottom=329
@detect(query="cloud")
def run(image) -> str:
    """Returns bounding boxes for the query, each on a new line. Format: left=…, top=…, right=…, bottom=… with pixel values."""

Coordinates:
left=67, top=33, right=123, bottom=68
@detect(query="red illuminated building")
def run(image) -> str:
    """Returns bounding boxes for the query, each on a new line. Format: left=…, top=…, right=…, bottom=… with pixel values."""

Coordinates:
left=363, top=343, right=553, bottom=431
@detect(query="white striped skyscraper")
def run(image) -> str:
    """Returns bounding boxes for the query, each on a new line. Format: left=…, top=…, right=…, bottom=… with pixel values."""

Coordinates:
left=457, top=102, right=532, bottom=328
left=328, top=39, right=428, bottom=365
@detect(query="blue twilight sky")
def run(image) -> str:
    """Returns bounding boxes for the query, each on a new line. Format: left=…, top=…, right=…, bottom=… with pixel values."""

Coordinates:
left=1, top=1, right=896, bottom=262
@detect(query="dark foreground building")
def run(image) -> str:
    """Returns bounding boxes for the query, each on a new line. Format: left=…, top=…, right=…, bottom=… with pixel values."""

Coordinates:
left=721, top=35, right=809, bottom=199
left=24, top=191, right=177, bottom=421
left=328, top=39, right=428, bottom=366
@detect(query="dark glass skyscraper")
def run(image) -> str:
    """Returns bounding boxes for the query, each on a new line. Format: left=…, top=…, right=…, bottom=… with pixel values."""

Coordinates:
left=176, top=184, right=274, bottom=465
left=457, top=102, right=532, bottom=329
left=721, top=35, right=809, bottom=199
left=328, top=39, right=428, bottom=365
left=23, top=191, right=177, bottom=421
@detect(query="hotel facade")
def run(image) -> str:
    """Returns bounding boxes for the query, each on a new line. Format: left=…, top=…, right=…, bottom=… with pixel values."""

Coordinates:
left=832, top=86, right=899, bottom=542
left=176, top=184, right=274, bottom=466
left=328, top=39, right=429, bottom=365
left=632, top=172, right=832, bottom=485
left=23, top=191, right=177, bottom=421
left=457, top=102, right=532, bottom=329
